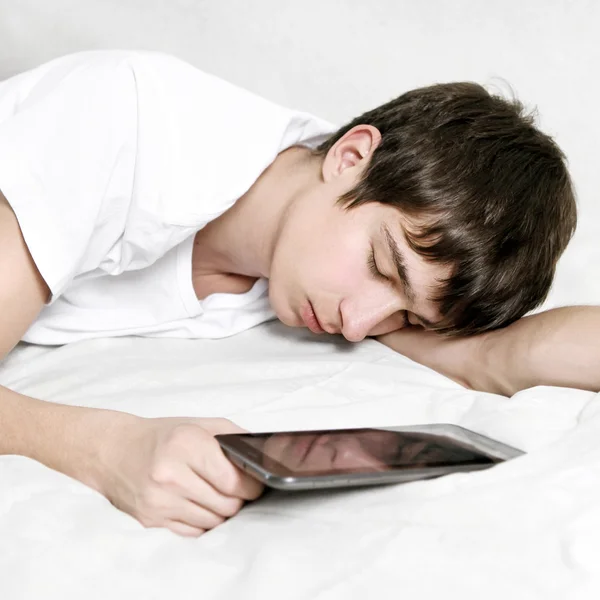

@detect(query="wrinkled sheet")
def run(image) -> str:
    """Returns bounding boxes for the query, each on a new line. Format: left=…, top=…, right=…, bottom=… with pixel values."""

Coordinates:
left=1, top=321, right=599, bottom=599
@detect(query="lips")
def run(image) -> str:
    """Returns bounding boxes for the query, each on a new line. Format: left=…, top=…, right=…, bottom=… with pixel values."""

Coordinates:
left=300, top=302, right=325, bottom=334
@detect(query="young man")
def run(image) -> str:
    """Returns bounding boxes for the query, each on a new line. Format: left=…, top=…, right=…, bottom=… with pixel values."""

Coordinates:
left=0, top=49, right=586, bottom=537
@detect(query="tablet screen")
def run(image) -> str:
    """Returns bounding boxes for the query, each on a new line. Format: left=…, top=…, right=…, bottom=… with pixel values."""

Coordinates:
left=237, top=428, right=497, bottom=475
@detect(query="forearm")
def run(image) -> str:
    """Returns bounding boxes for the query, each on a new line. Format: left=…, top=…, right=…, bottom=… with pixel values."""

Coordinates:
left=379, top=305, right=600, bottom=397
left=0, top=383, right=133, bottom=491
left=478, top=306, right=600, bottom=396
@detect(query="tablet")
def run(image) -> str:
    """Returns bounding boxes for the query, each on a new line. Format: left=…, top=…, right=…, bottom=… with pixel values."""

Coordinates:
left=216, top=424, right=524, bottom=490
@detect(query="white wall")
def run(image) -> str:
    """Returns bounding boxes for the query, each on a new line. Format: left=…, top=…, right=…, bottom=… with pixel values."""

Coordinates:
left=1, top=0, right=598, bottom=308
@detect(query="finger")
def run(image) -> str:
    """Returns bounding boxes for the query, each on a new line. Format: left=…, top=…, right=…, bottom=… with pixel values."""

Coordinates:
left=191, top=439, right=265, bottom=501
left=166, top=520, right=206, bottom=538
left=171, top=499, right=227, bottom=531
left=176, top=466, right=245, bottom=518
left=228, top=469, right=265, bottom=502
left=205, top=457, right=265, bottom=502
left=200, top=417, right=248, bottom=436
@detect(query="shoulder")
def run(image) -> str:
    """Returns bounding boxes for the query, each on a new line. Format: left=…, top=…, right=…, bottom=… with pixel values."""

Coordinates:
left=0, top=190, right=50, bottom=359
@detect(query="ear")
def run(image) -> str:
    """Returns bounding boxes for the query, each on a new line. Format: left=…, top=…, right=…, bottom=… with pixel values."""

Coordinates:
left=322, top=125, right=382, bottom=184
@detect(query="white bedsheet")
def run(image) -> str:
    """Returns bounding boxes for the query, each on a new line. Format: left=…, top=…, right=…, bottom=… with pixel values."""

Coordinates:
left=1, top=321, right=599, bottom=599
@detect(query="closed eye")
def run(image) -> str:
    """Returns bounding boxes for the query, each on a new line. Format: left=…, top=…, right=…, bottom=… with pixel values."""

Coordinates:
left=367, top=246, right=387, bottom=280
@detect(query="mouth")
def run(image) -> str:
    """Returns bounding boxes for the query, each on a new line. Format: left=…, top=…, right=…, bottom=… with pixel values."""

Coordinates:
left=300, top=302, right=325, bottom=334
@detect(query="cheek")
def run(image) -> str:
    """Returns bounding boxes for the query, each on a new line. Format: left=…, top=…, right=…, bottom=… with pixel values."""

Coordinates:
left=308, top=228, right=370, bottom=291
left=316, top=252, right=363, bottom=290
left=270, top=200, right=371, bottom=295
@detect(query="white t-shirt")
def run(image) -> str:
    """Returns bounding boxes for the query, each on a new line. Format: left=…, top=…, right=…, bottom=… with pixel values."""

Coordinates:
left=0, top=50, right=336, bottom=345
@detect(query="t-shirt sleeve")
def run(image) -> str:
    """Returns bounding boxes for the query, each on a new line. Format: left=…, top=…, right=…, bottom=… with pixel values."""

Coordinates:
left=0, top=51, right=138, bottom=304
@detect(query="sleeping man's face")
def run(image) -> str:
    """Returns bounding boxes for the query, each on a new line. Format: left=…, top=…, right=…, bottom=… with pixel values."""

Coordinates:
left=266, top=124, right=449, bottom=343
left=267, top=185, right=448, bottom=342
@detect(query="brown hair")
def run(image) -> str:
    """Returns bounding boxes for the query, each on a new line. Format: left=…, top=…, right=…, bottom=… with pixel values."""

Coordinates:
left=312, top=82, right=577, bottom=335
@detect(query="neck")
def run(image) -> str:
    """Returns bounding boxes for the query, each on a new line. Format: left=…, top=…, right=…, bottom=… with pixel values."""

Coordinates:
left=192, top=145, right=321, bottom=279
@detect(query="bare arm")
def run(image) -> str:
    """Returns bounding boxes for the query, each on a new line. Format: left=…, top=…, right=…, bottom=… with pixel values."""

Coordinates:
left=0, top=189, right=109, bottom=482
left=0, top=190, right=262, bottom=536
left=378, top=306, right=600, bottom=396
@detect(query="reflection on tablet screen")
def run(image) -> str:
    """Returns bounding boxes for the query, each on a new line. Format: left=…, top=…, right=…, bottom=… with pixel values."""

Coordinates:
left=242, top=429, right=496, bottom=474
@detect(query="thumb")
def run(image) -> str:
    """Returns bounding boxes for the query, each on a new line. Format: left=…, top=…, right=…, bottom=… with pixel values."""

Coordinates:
left=198, top=418, right=249, bottom=436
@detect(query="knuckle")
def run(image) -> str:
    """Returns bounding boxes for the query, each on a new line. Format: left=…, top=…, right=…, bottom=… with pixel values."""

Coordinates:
left=149, top=461, right=177, bottom=485
left=219, top=468, right=242, bottom=496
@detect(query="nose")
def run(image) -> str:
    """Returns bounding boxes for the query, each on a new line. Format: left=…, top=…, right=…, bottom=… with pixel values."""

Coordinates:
left=340, top=296, right=405, bottom=342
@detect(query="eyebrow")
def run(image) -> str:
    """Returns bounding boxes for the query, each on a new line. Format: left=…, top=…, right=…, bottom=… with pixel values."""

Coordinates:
left=381, top=223, right=439, bottom=329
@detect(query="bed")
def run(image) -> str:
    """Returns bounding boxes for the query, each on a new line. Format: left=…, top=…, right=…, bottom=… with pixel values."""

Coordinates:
left=2, top=1, right=600, bottom=598
left=1, top=324, right=599, bottom=598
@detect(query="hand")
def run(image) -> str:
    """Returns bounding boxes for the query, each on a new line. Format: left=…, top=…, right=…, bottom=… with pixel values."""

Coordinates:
left=377, top=325, right=488, bottom=391
left=93, top=415, right=264, bottom=537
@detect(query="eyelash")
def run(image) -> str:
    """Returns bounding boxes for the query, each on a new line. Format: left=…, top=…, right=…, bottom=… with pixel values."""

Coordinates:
left=368, top=247, right=387, bottom=280
left=368, top=247, right=410, bottom=328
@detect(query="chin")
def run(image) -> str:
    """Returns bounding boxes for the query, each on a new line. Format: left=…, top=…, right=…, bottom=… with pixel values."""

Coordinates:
left=268, top=285, right=300, bottom=327
left=277, top=311, right=301, bottom=328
